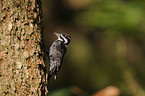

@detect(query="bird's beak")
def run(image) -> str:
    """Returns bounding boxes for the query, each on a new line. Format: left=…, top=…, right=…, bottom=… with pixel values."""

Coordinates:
left=54, top=32, right=61, bottom=37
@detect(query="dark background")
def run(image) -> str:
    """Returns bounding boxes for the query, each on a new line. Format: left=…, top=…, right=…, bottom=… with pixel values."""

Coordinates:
left=42, top=0, right=145, bottom=96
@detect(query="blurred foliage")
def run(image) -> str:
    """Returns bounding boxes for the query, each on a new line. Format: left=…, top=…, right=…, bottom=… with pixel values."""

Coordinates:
left=47, top=86, right=90, bottom=96
left=43, top=0, right=145, bottom=96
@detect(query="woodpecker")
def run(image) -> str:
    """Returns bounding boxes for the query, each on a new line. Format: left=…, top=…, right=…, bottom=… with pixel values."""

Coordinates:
left=47, top=32, right=71, bottom=81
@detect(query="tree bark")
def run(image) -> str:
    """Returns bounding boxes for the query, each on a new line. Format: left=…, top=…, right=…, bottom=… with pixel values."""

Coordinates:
left=0, top=0, right=46, bottom=95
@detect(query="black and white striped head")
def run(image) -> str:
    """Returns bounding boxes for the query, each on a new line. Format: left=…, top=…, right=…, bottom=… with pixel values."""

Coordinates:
left=54, top=32, right=71, bottom=45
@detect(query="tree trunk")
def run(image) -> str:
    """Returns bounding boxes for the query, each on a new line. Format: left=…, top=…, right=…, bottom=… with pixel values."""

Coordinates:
left=0, top=0, right=46, bottom=95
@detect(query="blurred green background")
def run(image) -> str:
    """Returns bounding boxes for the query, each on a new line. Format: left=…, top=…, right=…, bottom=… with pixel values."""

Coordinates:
left=42, top=0, right=145, bottom=96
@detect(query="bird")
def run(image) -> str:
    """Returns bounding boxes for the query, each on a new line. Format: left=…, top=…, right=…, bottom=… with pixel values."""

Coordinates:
left=47, top=32, right=71, bottom=81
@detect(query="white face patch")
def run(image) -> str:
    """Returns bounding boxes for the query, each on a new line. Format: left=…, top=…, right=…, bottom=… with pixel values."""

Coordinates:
left=57, top=35, right=63, bottom=41
left=61, top=34, right=68, bottom=44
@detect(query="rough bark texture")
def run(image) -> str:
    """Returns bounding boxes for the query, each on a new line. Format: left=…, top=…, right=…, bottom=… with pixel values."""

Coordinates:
left=0, top=0, right=46, bottom=95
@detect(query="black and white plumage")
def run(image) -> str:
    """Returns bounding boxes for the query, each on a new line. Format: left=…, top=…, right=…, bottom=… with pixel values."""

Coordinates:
left=47, top=32, right=71, bottom=81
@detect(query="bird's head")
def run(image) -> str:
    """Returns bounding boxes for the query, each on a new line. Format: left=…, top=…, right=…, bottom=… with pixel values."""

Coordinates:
left=54, top=32, right=71, bottom=45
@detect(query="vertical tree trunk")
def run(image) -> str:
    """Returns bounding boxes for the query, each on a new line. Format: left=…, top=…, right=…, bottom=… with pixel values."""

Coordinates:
left=0, top=0, right=46, bottom=95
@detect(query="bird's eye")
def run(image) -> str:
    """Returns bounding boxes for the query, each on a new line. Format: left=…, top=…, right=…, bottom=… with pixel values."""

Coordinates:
left=63, top=34, right=66, bottom=37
